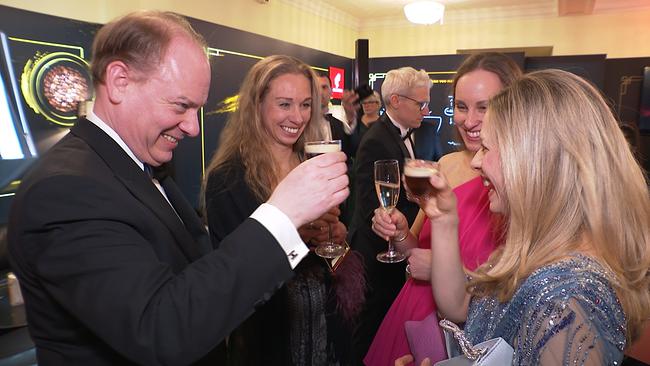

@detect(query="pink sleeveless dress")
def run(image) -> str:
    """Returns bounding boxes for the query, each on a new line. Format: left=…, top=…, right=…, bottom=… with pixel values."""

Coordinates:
left=363, top=176, right=499, bottom=366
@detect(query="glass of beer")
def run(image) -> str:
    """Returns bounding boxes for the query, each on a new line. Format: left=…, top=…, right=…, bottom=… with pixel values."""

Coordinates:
left=304, top=140, right=346, bottom=259
left=404, top=158, right=438, bottom=199
left=374, top=159, right=406, bottom=263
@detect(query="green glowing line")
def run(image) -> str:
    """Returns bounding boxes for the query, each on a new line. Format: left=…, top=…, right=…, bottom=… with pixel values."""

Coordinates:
left=9, top=37, right=85, bottom=58
left=206, top=47, right=327, bottom=71
left=200, top=107, right=205, bottom=177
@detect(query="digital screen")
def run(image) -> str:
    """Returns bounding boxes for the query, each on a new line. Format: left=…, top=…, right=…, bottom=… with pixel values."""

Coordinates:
left=0, top=30, right=37, bottom=189
left=639, top=66, right=650, bottom=133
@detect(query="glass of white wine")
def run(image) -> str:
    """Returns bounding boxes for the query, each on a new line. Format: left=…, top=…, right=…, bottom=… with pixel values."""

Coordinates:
left=305, top=140, right=347, bottom=259
left=374, top=159, right=406, bottom=263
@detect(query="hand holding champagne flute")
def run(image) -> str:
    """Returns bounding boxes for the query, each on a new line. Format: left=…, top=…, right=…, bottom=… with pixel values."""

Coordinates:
left=304, top=140, right=346, bottom=258
left=374, top=159, right=406, bottom=263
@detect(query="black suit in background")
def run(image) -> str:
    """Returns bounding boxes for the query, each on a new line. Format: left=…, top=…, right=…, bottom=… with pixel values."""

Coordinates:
left=326, top=113, right=353, bottom=159
left=349, top=114, right=420, bottom=362
left=326, top=113, right=354, bottom=225
left=8, top=119, right=293, bottom=365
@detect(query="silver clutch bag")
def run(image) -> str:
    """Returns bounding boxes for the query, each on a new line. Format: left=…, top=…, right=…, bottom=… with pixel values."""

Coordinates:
left=434, top=319, right=513, bottom=366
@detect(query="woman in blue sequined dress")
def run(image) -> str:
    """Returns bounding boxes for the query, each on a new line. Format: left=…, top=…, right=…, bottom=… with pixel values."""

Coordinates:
left=418, top=69, right=650, bottom=365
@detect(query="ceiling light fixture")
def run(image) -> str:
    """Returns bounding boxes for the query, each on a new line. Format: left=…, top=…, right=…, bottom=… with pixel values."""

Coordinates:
left=404, top=1, right=445, bottom=25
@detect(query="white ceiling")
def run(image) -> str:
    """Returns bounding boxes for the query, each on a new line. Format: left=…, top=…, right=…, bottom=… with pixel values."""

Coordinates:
left=311, top=0, right=650, bottom=25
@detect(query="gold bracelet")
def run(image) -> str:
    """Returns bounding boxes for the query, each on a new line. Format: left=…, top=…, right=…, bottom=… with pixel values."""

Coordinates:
left=394, top=230, right=409, bottom=242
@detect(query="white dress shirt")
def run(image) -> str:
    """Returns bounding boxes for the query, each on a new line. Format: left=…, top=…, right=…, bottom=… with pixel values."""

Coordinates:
left=85, top=108, right=309, bottom=269
left=385, top=111, right=415, bottom=159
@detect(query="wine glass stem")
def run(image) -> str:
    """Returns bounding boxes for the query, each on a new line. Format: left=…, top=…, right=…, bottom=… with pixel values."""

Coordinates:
left=387, top=237, right=396, bottom=254
left=327, top=223, right=333, bottom=244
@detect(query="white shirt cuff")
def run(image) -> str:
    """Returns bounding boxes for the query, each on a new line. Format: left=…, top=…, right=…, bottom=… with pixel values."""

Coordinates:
left=250, top=203, right=309, bottom=269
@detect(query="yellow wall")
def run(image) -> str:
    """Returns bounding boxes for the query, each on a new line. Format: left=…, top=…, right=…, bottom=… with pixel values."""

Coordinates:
left=0, top=0, right=359, bottom=57
left=1, top=0, right=650, bottom=59
left=362, top=8, right=650, bottom=58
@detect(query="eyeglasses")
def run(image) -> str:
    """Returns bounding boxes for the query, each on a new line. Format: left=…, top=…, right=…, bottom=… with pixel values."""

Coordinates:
left=397, top=94, right=429, bottom=111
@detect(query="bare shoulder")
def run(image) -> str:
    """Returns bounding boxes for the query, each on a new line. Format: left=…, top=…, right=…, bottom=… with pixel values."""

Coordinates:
left=438, top=152, right=477, bottom=188
left=438, top=152, right=464, bottom=175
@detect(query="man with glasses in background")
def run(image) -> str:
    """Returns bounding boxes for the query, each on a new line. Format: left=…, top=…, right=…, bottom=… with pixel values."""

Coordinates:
left=348, top=66, right=431, bottom=363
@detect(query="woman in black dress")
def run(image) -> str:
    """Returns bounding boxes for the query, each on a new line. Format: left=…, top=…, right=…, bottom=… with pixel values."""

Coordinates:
left=202, top=55, right=364, bottom=366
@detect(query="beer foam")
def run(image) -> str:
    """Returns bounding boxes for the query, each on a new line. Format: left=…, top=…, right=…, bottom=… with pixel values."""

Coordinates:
left=305, top=143, right=340, bottom=154
left=404, top=165, right=437, bottom=177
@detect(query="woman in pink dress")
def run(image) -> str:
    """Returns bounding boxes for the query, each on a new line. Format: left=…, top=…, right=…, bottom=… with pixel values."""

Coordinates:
left=364, top=53, right=522, bottom=366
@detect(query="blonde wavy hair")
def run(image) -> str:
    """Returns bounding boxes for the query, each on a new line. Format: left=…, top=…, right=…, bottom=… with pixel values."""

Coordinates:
left=202, top=55, right=321, bottom=203
left=470, top=69, right=650, bottom=343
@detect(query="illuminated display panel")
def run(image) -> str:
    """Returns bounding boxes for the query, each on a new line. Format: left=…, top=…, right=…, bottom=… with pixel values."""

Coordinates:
left=639, top=66, right=650, bottom=133
left=0, top=31, right=37, bottom=190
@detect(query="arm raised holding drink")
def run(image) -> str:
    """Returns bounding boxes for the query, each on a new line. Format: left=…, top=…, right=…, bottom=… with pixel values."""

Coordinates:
left=269, top=151, right=349, bottom=228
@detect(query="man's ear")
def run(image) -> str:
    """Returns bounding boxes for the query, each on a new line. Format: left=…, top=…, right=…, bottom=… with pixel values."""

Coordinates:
left=103, top=61, right=131, bottom=104
left=389, top=94, right=400, bottom=109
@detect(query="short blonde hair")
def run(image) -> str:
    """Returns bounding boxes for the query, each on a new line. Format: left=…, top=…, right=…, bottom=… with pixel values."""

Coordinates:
left=381, top=67, right=430, bottom=107
left=470, top=69, right=650, bottom=344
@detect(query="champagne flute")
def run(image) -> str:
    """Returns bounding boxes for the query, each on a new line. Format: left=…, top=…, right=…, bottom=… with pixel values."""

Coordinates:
left=304, top=140, right=347, bottom=259
left=374, top=159, right=406, bottom=263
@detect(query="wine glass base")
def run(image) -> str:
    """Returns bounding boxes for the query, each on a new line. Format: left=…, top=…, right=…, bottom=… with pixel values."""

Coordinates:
left=315, top=243, right=347, bottom=259
left=376, top=251, right=406, bottom=263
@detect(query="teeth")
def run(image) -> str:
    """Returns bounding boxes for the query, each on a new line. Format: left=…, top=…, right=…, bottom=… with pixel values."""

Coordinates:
left=483, top=179, right=490, bottom=187
left=467, top=130, right=480, bottom=138
left=282, top=126, right=299, bottom=134
left=162, top=134, right=177, bottom=143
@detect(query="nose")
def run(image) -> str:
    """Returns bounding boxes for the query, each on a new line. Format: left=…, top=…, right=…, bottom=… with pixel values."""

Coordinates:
left=464, top=108, right=481, bottom=129
left=180, top=111, right=200, bottom=137
left=290, top=105, right=305, bottom=123
left=470, top=149, right=482, bottom=171
left=421, top=104, right=430, bottom=116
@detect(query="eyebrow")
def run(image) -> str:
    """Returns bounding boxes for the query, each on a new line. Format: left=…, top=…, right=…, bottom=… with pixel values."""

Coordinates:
left=275, top=97, right=313, bottom=102
left=175, top=96, right=201, bottom=108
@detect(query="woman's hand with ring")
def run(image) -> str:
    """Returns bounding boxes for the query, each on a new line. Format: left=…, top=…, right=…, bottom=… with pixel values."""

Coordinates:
left=407, top=248, right=432, bottom=281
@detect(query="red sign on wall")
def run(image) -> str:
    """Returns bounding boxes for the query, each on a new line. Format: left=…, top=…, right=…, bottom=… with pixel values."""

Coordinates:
left=329, top=66, right=344, bottom=99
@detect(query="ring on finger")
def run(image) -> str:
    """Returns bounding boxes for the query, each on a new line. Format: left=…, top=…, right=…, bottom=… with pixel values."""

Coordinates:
left=405, top=264, right=411, bottom=275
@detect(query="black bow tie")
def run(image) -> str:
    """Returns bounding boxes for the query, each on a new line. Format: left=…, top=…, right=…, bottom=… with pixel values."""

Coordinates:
left=394, top=125, right=414, bottom=141
left=144, top=164, right=169, bottom=181
left=402, top=128, right=414, bottom=142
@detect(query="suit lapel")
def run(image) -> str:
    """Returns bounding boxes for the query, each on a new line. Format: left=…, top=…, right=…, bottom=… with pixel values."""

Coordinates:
left=380, top=114, right=410, bottom=159
left=158, top=176, right=211, bottom=256
left=71, top=119, right=208, bottom=262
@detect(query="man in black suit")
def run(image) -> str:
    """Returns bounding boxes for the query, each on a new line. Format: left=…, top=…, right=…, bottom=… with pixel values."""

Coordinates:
left=349, top=66, right=431, bottom=362
left=317, top=74, right=353, bottom=158
left=7, top=11, right=349, bottom=365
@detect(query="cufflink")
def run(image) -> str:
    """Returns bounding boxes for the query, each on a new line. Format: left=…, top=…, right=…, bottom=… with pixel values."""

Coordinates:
left=288, top=250, right=298, bottom=261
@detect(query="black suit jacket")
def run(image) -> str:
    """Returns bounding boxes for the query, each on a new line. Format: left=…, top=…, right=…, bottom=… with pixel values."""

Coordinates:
left=8, top=119, right=293, bottom=365
left=348, top=113, right=420, bottom=357
left=350, top=113, right=419, bottom=262
left=326, top=114, right=353, bottom=159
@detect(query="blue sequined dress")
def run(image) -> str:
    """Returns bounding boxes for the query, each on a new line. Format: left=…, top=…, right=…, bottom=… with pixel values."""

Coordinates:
left=464, top=255, right=626, bottom=365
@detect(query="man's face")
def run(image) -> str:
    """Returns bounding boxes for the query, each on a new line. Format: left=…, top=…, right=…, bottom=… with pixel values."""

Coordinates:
left=391, top=86, right=430, bottom=129
left=118, top=36, right=211, bottom=166
left=318, top=76, right=332, bottom=113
